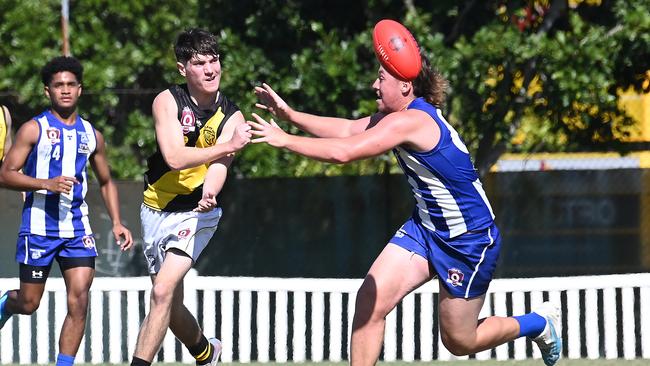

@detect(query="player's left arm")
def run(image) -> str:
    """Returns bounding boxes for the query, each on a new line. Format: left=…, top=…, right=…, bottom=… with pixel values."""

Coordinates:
left=193, top=111, right=243, bottom=212
left=248, top=111, right=424, bottom=163
left=89, top=130, right=133, bottom=250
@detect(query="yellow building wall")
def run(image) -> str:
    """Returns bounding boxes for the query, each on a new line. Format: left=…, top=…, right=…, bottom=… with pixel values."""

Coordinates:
left=619, top=90, right=650, bottom=142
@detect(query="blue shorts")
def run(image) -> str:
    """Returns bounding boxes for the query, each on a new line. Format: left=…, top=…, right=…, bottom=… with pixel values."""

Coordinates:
left=16, top=234, right=98, bottom=267
left=390, top=217, right=501, bottom=299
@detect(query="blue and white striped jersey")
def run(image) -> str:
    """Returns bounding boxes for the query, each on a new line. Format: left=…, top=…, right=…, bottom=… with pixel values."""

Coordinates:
left=20, top=110, right=97, bottom=238
left=393, top=98, right=495, bottom=239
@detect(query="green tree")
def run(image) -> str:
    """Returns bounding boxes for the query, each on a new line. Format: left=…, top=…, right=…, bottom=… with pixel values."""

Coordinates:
left=0, top=0, right=648, bottom=179
left=202, top=0, right=650, bottom=176
left=422, top=0, right=650, bottom=174
left=0, top=0, right=198, bottom=178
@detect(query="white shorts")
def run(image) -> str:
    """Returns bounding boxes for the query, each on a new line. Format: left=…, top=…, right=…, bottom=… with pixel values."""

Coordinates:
left=140, top=204, right=222, bottom=274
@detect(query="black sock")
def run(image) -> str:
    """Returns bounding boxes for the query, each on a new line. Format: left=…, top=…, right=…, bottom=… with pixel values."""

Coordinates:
left=131, top=356, right=151, bottom=366
left=188, top=335, right=213, bottom=365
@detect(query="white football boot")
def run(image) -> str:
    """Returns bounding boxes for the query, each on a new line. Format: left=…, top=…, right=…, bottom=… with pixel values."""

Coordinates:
left=533, top=301, right=563, bottom=366
left=201, top=338, right=222, bottom=366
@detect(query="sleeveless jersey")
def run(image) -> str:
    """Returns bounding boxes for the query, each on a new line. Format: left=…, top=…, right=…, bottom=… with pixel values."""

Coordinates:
left=393, top=98, right=495, bottom=239
left=0, top=106, right=7, bottom=160
left=143, top=84, right=239, bottom=212
left=20, top=110, right=97, bottom=238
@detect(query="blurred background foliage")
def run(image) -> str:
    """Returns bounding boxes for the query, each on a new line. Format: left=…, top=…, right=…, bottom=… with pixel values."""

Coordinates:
left=0, top=0, right=648, bottom=179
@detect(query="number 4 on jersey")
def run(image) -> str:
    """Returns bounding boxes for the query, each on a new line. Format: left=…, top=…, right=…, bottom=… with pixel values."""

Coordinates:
left=52, top=145, right=61, bottom=161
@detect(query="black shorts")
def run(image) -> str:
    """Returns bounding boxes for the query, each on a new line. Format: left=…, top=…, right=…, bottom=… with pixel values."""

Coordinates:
left=19, top=256, right=95, bottom=283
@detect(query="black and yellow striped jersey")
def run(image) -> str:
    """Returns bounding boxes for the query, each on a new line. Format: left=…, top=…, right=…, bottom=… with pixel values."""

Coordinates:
left=143, top=84, right=239, bottom=212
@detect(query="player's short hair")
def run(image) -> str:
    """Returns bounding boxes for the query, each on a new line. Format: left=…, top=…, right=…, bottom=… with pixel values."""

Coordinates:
left=41, top=56, right=83, bottom=86
left=174, top=28, right=220, bottom=65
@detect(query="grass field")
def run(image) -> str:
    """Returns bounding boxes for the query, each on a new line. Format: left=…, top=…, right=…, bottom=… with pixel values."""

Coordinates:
left=20, top=361, right=644, bottom=366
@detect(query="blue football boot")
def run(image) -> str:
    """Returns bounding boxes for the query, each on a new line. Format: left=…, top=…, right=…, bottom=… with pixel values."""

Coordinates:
left=0, top=291, right=13, bottom=329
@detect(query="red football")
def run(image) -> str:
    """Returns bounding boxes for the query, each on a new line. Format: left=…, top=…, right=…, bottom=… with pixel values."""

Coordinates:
left=372, top=19, right=422, bottom=81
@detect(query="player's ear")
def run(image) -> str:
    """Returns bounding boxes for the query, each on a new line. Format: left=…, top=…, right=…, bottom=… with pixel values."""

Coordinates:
left=177, top=62, right=187, bottom=77
left=400, top=80, right=412, bottom=95
left=44, top=85, right=51, bottom=100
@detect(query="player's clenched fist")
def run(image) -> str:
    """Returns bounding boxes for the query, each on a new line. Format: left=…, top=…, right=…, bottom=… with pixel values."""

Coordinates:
left=44, top=175, right=78, bottom=194
left=229, top=122, right=252, bottom=151
left=193, top=192, right=218, bottom=213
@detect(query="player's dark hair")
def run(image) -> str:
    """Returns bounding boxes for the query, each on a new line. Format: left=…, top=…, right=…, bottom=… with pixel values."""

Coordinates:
left=413, top=55, right=447, bottom=108
left=41, top=56, right=83, bottom=86
left=174, top=28, right=220, bottom=64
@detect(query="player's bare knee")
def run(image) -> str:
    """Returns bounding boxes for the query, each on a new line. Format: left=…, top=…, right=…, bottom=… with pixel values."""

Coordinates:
left=18, top=298, right=41, bottom=315
left=151, top=282, right=175, bottom=306
left=68, top=290, right=89, bottom=306
left=354, top=287, right=373, bottom=312
left=440, top=331, right=474, bottom=356
left=442, top=340, right=472, bottom=356
left=67, top=295, right=89, bottom=317
left=354, top=289, right=390, bottom=322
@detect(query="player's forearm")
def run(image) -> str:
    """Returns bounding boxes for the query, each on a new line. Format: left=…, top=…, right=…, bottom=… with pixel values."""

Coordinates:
left=165, top=142, right=236, bottom=171
left=203, top=163, right=228, bottom=198
left=0, top=170, right=49, bottom=192
left=282, top=134, right=355, bottom=164
left=288, top=110, right=355, bottom=138
left=99, top=179, right=123, bottom=226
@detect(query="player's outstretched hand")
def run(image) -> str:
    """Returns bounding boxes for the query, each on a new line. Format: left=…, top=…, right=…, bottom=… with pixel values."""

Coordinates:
left=45, top=176, right=79, bottom=194
left=112, top=223, right=133, bottom=251
left=254, top=83, right=292, bottom=121
left=229, top=123, right=252, bottom=152
left=193, top=193, right=217, bottom=213
left=248, top=113, right=288, bottom=148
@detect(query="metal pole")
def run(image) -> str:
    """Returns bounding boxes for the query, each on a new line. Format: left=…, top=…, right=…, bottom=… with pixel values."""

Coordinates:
left=61, top=0, right=70, bottom=56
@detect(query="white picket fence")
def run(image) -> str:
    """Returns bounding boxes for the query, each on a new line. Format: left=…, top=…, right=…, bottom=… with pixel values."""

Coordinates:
left=0, top=272, right=649, bottom=364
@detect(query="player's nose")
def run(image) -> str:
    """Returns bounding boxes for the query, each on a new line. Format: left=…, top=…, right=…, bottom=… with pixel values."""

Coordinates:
left=205, top=64, right=217, bottom=75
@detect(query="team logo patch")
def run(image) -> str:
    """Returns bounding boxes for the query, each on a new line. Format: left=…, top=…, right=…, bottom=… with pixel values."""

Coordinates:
left=181, top=107, right=196, bottom=134
left=30, top=249, right=46, bottom=260
left=177, top=228, right=191, bottom=239
left=146, top=254, right=156, bottom=267
left=46, top=128, right=61, bottom=144
left=78, top=143, right=90, bottom=154
left=203, top=126, right=216, bottom=146
left=82, top=236, right=96, bottom=249
left=446, top=268, right=465, bottom=287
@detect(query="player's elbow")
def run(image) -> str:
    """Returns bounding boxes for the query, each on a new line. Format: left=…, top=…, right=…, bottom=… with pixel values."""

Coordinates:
left=166, top=160, right=183, bottom=171
left=163, top=155, right=186, bottom=171
left=329, top=146, right=361, bottom=164
left=329, top=149, right=354, bottom=164
left=97, top=176, right=112, bottom=188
